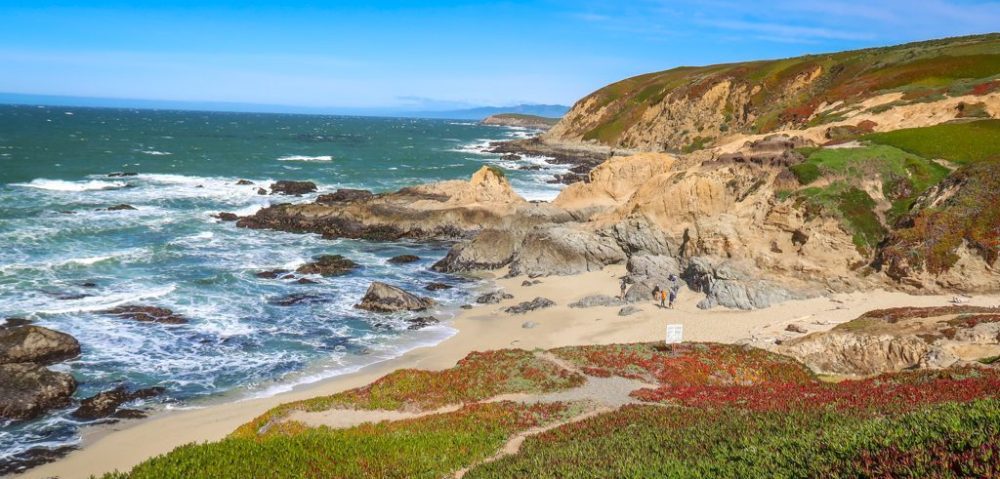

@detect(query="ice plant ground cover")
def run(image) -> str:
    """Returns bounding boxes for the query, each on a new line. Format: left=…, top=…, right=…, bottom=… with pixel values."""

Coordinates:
left=99, top=343, right=1000, bottom=478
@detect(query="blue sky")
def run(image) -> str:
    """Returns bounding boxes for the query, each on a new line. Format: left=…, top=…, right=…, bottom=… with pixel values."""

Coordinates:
left=1, top=0, right=998, bottom=110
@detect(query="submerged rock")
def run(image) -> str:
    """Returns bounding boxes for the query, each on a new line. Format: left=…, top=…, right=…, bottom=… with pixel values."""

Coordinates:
left=407, top=316, right=440, bottom=330
left=295, top=255, right=359, bottom=276
left=0, top=326, right=80, bottom=365
left=71, top=385, right=165, bottom=421
left=214, top=212, right=239, bottom=221
left=425, top=282, right=452, bottom=291
left=504, top=297, right=555, bottom=314
left=475, top=291, right=513, bottom=304
left=355, top=282, right=435, bottom=313
left=269, top=180, right=317, bottom=195
left=100, top=305, right=187, bottom=324
left=107, top=171, right=138, bottom=177
left=235, top=179, right=255, bottom=186
left=255, top=269, right=291, bottom=279
left=316, top=189, right=374, bottom=204
left=0, top=363, right=76, bottom=420
left=269, top=293, right=329, bottom=307
left=387, top=254, right=420, bottom=265
left=105, top=204, right=137, bottom=211
left=1, top=318, right=33, bottom=329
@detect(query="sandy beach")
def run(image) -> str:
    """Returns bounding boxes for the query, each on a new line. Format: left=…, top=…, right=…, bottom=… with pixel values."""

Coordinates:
left=20, top=265, right=1000, bottom=479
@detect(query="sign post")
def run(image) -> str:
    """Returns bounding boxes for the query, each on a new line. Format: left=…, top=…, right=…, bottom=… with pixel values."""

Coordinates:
left=665, top=324, right=683, bottom=344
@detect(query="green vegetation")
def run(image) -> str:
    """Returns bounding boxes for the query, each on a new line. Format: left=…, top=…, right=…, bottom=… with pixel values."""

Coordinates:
left=467, top=400, right=1000, bottom=478
left=877, top=158, right=1000, bottom=275
left=234, top=349, right=583, bottom=438
left=561, top=34, right=1000, bottom=149
left=864, top=119, right=1000, bottom=165
left=799, top=184, right=886, bottom=254
left=99, top=342, right=1000, bottom=478
left=101, top=402, right=576, bottom=479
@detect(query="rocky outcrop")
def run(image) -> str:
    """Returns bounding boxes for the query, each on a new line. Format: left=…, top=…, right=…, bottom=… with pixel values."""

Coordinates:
left=569, top=295, right=622, bottom=308
left=424, top=282, right=452, bottom=291
left=0, top=326, right=80, bottom=365
left=508, top=226, right=626, bottom=277
left=432, top=229, right=521, bottom=273
left=779, top=306, right=1000, bottom=375
left=72, top=385, right=165, bottom=420
left=316, top=189, right=374, bottom=204
left=106, top=204, right=137, bottom=211
left=238, top=166, right=564, bottom=242
left=269, top=181, right=317, bottom=195
left=355, top=282, right=435, bottom=313
left=624, top=255, right=683, bottom=304
left=481, top=114, right=559, bottom=130
left=214, top=212, right=239, bottom=221
left=553, top=153, right=675, bottom=216
left=475, top=291, right=514, bottom=304
left=503, top=297, right=556, bottom=314
left=296, top=255, right=359, bottom=276
left=100, top=305, right=187, bottom=324
left=684, top=257, right=808, bottom=310
left=0, top=363, right=76, bottom=420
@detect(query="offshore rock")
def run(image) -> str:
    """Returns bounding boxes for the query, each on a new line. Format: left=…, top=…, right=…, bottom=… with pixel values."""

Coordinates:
left=355, top=282, right=435, bottom=313
left=0, top=363, right=76, bottom=420
left=0, top=326, right=80, bottom=365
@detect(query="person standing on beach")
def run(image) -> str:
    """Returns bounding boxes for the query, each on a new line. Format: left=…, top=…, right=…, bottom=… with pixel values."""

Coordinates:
left=660, top=289, right=667, bottom=308
left=652, top=285, right=661, bottom=303
left=620, top=277, right=628, bottom=301
left=667, top=274, right=681, bottom=309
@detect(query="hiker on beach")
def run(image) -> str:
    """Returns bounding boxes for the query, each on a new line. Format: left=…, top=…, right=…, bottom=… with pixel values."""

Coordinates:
left=667, top=274, right=680, bottom=308
left=651, top=284, right=661, bottom=302
left=620, top=277, right=628, bottom=301
left=660, top=289, right=667, bottom=308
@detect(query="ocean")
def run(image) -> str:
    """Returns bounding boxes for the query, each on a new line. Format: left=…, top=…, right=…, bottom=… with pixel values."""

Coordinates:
left=0, top=104, right=567, bottom=469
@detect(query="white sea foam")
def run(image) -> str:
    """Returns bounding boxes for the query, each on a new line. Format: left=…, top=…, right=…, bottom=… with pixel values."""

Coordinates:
left=37, top=284, right=177, bottom=314
left=139, top=150, right=172, bottom=156
left=277, top=155, right=333, bottom=162
left=13, top=178, right=128, bottom=192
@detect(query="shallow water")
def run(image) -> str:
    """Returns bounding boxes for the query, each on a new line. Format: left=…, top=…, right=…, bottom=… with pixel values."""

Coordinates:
left=0, top=105, right=566, bottom=470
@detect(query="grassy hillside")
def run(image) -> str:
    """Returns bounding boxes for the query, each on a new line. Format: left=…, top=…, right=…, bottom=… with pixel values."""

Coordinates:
left=549, top=34, right=999, bottom=151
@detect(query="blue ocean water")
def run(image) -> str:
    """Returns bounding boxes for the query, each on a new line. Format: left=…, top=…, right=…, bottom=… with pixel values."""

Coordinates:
left=0, top=105, right=567, bottom=468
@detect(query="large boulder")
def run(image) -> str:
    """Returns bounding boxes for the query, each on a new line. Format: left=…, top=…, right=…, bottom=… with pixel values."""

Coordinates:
left=623, top=255, right=683, bottom=303
left=72, top=385, right=165, bottom=420
left=503, top=297, right=556, bottom=314
left=269, top=180, right=317, bottom=195
left=509, top=226, right=626, bottom=277
left=295, top=255, right=359, bottom=276
left=569, top=295, right=622, bottom=308
left=684, top=257, right=806, bottom=310
left=603, top=219, right=676, bottom=256
left=0, top=326, right=80, bottom=365
left=432, top=229, right=521, bottom=273
left=0, top=363, right=76, bottom=420
left=355, top=282, right=435, bottom=313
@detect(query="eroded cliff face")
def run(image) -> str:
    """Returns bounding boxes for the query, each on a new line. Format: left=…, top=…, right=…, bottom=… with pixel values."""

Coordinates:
left=545, top=34, right=1000, bottom=152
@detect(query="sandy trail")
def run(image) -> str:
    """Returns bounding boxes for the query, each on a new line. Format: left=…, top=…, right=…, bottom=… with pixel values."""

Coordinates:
left=19, top=264, right=1000, bottom=478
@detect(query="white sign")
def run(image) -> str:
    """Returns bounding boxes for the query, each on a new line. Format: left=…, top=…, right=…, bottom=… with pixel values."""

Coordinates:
left=665, top=324, right=683, bottom=344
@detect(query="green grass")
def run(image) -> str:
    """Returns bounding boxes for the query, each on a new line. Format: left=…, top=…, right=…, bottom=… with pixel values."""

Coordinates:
left=466, top=400, right=1000, bottom=479
left=800, top=184, right=887, bottom=254
left=100, top=402, right=576, bottom=479
left=864, top=120, right=1000, bottom=165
